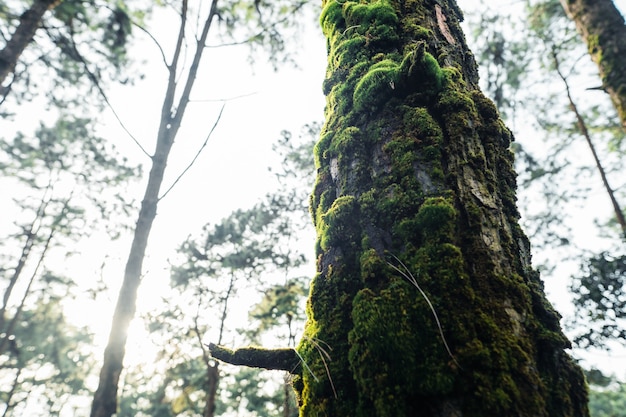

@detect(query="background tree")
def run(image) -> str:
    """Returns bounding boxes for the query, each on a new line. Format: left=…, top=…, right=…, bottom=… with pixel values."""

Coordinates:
left=0, top=0, right=136, bottom=108
left=0, top=0, right=60, bottom=87
left=0, top=294, right=94, bottom=417
left=89, top=2, right=310, bottom=416
left=559, top=0, right=626, bottom=130
left=114, top=127, right=315, bottom=417
left=466, top=0, right=626, bottom=350
left=0, top=114, right=137, bottom=416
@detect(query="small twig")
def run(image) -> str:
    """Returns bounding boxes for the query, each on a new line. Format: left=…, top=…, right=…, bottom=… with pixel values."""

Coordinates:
left=551, top=48, right=626, bottom=239
left=133, top=20, right=169, bottom=68
left=158, top=103, right=225, bottom=201
left=66, top=33, right=151, bottom=158
left=387, top=253, right=461, bottom=368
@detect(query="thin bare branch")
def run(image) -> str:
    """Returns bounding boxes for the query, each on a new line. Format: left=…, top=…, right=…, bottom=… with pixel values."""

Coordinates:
left=65, top=33, right=151, bottom=158
left=170, top=0, right=219, bottom=129
left=133, top=20, right=169, bottom=68
left=158, top=103, right=225, bottom=201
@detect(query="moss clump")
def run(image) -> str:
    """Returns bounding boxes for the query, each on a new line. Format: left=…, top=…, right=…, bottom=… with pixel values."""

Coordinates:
left=320, top=0, right=345, bottom=37
left=330, top=36, right=367, bottom=68
left=349, top=283, right=456, bottom=417
left=343, top=0, right=399, bottom=46
left=319, top=195, right=360, bottom=251
left=353, top=60, right=400, bottom=112
left=399, top=42, right=444, bottom=97
left=415, top=197, right=457, bottom=242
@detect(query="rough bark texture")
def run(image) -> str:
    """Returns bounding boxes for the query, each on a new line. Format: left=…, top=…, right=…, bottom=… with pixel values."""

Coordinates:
left=293, top=1, right=589, bottom=416
left=560, top=0, right=626, bottom=130
left=0, top=0, right=60, bottom=86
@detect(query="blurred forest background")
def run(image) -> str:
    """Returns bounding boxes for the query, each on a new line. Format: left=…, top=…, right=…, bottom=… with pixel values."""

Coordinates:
left=1, top=0, right=625, bottom=416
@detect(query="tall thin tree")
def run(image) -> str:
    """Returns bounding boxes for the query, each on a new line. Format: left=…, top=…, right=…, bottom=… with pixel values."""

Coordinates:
left=89, top=0, right=308, bottom=415
left=90, top=2, right=221, bottom=416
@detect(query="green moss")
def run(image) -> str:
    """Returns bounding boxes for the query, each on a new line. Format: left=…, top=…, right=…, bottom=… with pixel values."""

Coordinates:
left=330, top=36, right=367, bottom=68
left=320, top=0, right=345, bottom=36
left=353, top=60, right=400, bottom=112
left=415, top=197, right=457, bottom=242
left=399, top=42, right=444, bottom=96
left=313, top=131, right=333, bottom=169
left=319, top=195, right=360, bottom=251
left=343, top=0, right=398, bottom=28
left=402, top=18, right=432, bottom=40
left=359, top=248, right=387, bottom=285
left=349, top=283, right=456, bottom=417
left=471, top=90, right=499, bottom=121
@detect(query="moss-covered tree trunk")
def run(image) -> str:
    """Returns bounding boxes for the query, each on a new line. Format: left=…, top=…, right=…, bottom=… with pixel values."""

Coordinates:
left=560, top=0, right=626, bottom=130
left=293, top=1, right=589, bottom=416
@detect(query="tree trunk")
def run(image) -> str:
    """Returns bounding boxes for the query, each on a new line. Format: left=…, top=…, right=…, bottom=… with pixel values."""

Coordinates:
left=560, top=0, right=626, bottom=130
left=293, top=1, right=589, bottom=416
left=90, top=2, right=218, bottom=416
left=0, top=0, right=60, bottom=87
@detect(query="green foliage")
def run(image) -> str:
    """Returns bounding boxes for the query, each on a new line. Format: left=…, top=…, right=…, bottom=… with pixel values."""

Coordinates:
left=249, top=278, right=308, bottom=343
left=571, top=252, right=626, bottom=346
left=589, top=383, right=626, bottom=417
left=214, top=0, right=315, bottom=68
left=0, top=296, right=94, bottom=416
left=0, top=0, right=145, bottom=107
left=0, top=113, right=138, bottom=415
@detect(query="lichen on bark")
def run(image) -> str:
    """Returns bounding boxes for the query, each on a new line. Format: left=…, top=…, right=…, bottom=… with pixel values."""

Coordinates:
left=295, top=1, right=589, bottom=416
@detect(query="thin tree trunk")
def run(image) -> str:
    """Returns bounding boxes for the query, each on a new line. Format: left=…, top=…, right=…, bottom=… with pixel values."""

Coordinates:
left=0, top=0, right=61, bottom=86
left=0, top=181, right=53, bottom=335
left=560, top=0, right=626, bottom=130
left=292, top=1, right=589, bottom=416
left=89, top=2, right=219, bottom=416
left=1, top=366, right=23, bottom=417
left=0, top=202, right=61, bottom=355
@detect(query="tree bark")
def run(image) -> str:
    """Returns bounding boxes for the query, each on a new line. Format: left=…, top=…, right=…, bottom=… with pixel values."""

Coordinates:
left=0, top=0, right=60, bottom=87
left=560, top=0, right=626, bottom=130
left=293, top=1, right=589, bottom=416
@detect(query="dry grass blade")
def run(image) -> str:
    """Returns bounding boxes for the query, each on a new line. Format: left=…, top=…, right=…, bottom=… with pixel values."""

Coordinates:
left=387, top=253, right=461, bottom=369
